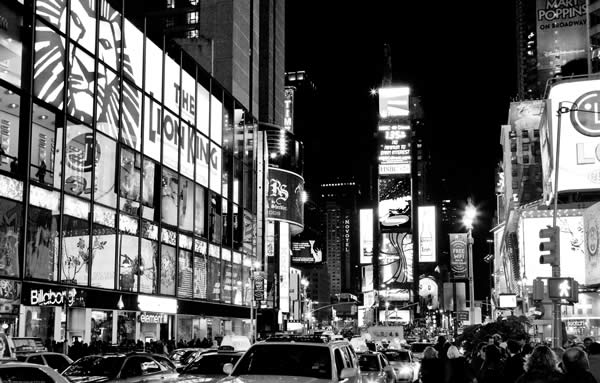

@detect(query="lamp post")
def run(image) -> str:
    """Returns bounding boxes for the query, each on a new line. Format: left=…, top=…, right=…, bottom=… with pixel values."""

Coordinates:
left=301, top=278, right=309, bottom=334
left=249, top=261, right=262, bottom=343
left=463, top=201, right=477, bottom=325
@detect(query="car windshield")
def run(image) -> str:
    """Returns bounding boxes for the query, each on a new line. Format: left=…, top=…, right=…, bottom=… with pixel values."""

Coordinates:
left=183, top=354, right=242, bottom=375
left=232, top=345, right=331, bottom=379
left=170, top=350, right=195, bottom=362
left=358, top=354, right=380, bottom=372
left=384, top=350, right=410, bottom=362
left=62, top=355, right=124, bottom=378
left=411, top=343, right=432, bottom=353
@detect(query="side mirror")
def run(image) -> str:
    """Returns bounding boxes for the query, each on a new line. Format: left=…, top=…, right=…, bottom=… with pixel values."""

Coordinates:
left=340, top=367, right=358, bottom=379
left=223, top=363, right=234, bottom=375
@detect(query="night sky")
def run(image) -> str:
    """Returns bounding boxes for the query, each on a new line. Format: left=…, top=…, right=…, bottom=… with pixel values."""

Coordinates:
left=286, top=2, right=519, bottom=300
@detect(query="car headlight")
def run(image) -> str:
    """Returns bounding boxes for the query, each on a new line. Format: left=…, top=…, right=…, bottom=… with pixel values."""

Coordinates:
left=399, top=366, right=412, bottom=375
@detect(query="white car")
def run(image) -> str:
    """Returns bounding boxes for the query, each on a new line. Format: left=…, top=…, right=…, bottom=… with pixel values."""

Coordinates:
left=0, top=361, right=71, bottom=383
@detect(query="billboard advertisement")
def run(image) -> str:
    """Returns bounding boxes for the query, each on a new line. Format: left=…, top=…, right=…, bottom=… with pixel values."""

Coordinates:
left=360, top=209, right=374, bottom=264
left=520, top=213, right=585, bottom=283
left=284, top=87, right=294, bottom=132
left=279, top=223, right=290, bottom=313
left=443, top=282, right=467, bottom=311
left=378, top=176, right=411, bottom=232
left=547, top=79, right=600, bottom=194
left=584, top=202, right=600, bottom=285
left=267, top=168, right=304, bottom=228
left=449, top=233, right=468, bottom=279
left=377, top=123, right=411, bottom=175
left=378, top=86, right=410, bottom=118
left=535, top=0, right=587, bottom=90
left=418, top=206, right=436, bottom=262
left=362, top=265, right=374, bottom=292
left=379, top=233, right=413, bottom=284
left=419, top=276, right=439, bottom=310
left=291, top=240, right=322, bottom=264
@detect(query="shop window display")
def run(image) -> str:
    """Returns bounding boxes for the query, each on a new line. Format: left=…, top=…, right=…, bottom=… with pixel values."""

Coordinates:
left=179, top=177, right=194, bottom=232
left=142, top=158, right=157, bottom=221
left=117, top=311, right=136, bottom=345
left=160, top=245, right=175, bottom=296
left=61, top=198, right=90, bottom=286
left=207, top=245, right=220, bottom=302
left=23, top=306, right=55, bottom=342
left=194, top=184, right=206, bottom=237
left=30, top=103, right=62, bottom=187
left=26, top=186, right=60, bottom=281
left=91, top=217, right=116, bottom=289
left=120, top=147, right=141, bottom=215
left=161, top=168, right=178, bottom=227
left=139, top=238, right=158, bottom=294
left=208, top=194, right=221, bottom=244
left=33, top=21, right=65, bottom=110
left=119, top=234, right=139, bottom=292
left=0, top=198, right=21, bottom=278
left=177, top=249, right=192, bottom=298
left=221, top=249, right=232, bottom=304
left=91, top=310, right=113, bottom=344
left=193, top=240, right=207, bottom=299
left=0, top=4, right=23, bottom=87
left=0, top=86, right=20, bottom=175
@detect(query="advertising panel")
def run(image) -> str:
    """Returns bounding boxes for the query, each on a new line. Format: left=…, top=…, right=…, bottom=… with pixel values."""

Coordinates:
left=520, top=214, right=585, bottom=283
left=418, top=206, right=436, bottom=262
left=449, top=233, right=468, bottom=279
left=535, top=0, right=587, bottom=91
left=291, top=240, right=322, bottom=264
left=279, top=223, right=290, bottom=313
left=584, top=202, right=600, bottom=285
left=267, top=168, right=304, bottom=228
left=361, top=265, right=373, bottom=292
left=378, top=86, right=410, bottom=118
left=547, top=78, right=600, bottom=194
left=379, top=232, right=413, bottom=284
left=359, top=209, right=374, bottom=264
left=443, top=282, right=467, bottom=311
left=419, top=276, right=439, bottom=310
left=378, top=176, right=411, bottom=232
left=284, top=87, right=294, bottom=132
left=0, top=3, right=23, bottom=87
left=377, top=123, right=411, bottom=175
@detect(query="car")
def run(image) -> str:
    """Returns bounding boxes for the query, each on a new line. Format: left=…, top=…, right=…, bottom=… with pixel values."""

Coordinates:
left=16, top=351, right=73, bottom=373
left=381, top=349, right=418, bottom=383
left=61, top=352, right=180, bottom=383
left=12, top=337, right=47, bottom=354
left=0, top=361, right=71, bottom=383
left=168, top=347, right=213, bottom=368
left=219, top=334, right=362, bottom=383
left=176, top=347, right=244, bottom=382
left=409, top=342, right=434, bottom=361
left=357, top=351, right=397, bottom=383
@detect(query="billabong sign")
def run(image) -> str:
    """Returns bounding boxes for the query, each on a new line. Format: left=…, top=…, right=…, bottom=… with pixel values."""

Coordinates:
left=30, top=288, right=77, bottom=307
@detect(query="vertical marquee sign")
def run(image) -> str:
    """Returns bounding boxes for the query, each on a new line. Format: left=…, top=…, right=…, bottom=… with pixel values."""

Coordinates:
left=449, top=233, right=468, bottom=279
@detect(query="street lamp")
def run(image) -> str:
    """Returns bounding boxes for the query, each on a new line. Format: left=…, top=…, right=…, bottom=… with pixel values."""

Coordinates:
left=301, top=278, right=309, bottom=333
left=249, top=261, right=262, bottom=343
left=463, top=200, right=477, bottom=325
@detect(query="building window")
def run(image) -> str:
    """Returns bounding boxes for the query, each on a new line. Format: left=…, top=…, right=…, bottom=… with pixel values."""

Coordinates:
left=188, top=12, right=198, bottom=24
left=186, top=30, right=199, bottom=39
left=166, top=0, right=175, bottom=8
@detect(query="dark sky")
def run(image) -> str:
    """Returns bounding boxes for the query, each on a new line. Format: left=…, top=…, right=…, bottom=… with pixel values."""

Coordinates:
left=285, top=3, right=518, bottom=300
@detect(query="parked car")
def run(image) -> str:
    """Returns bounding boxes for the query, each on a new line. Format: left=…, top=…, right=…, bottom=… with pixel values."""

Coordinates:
left=219, top=334, right=362, bottom=383
left=61, top=352, right=180, bottom=383
left=381, top=349, right=418, bottom=383
left=168, top=348, right=212, bottom=368
left=16, top=351, right=73, bottom=373
left=0, top=362, right=71, bottom=383
left=357, top=351, right=397, bottom=383
left=176, top=347, right=244, bottom=382
left=12, top=337, right=47, bottom=354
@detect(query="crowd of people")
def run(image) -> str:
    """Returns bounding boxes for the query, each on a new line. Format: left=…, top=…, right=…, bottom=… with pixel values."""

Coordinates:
left=418, top=335, right=600, bottom=383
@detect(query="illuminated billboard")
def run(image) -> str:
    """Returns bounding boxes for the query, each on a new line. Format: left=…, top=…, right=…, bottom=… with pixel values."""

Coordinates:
left=584, top=202, right=600, bottom=285
left=378, top=87, right=410, bottom=118
left=379, top=232, right=413, bottom=284
left=360, top=209, right=374, bottom=264
left=291, top=240, right=322, bottom=265
left=535, top=0, right=587, bottom=91
left=449, top=233, right=468, bottom=279
left=419, top=276, right=439, bottom=310
left=362, top=265, right=374, bottom=292
left=545, top=78, right=600, bottom=194
left=284, top=87, right=295, bottom=132
left=520, top=213, right=585, bottom=283
left=377, top=123, right=411, bottom=176
left=267, top=168, right=305, bottom=229
left=443, top=282, right=466, bottom=311
left=418, top=206, right=436, bottom=262
left=378, top=176, right=411, bottom=232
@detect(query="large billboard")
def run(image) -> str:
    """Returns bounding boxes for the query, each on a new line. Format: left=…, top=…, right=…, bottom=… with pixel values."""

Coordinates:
left=362, top=265, right=374, bottom=292
left=449, top=233, right=468, bottom=279
left=377, top=123, right=411, bottom=175
left=359, top=209, right=374, bottom=264
left=291, top=240, right=322, bottom=265
left=520, top=213, right=585, bottom=283
left=535, top=0, right=587, bottom=90
left=267, top=168, right=304, bottom=229
left=418, top=206, right=436, bottom=262
left=584, top=203, right=600, bottom=285
left=378, top=87, right=410, bottom=118
left=379, top=232, right=413, bottom=284
left=546, top=78, right=600, bottom=194
left=378, top=176, right=411, bottom=232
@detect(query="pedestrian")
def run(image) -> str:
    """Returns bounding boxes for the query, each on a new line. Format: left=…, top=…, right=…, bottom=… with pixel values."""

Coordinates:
left=419, top=346, right=443, bottom=383
left=444, top=345, right=474, bottom=383
left=585, top=338, right=596, bottom=353
left=479, top=344, right=505, bottom=383
left=505, top=339, right=525, bottom=383
left=435, top=336, right=447, bottom=359
left=469, top=342, right=487, bottom=382
left=560, top=346, right=597, bottom=383
left=589, top=342, right=600, bottom=383
left=553, top=347, right=566, bottom=373
left=515, top=345, right=563, bottom=383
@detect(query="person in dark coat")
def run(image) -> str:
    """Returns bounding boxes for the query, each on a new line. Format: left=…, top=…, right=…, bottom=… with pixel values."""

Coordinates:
left=469, top=342, right=487, bottom=382
left=444, top=345, right=474, bottom=383
left=419, top=346, right=443, bottom=383
left=479, top=344, right=505, bottom=383
left=560, top=347, right=598, bottom=383
left=516, top=345, right=563, bottom=383
left=505, top=339, right=525, bottom=383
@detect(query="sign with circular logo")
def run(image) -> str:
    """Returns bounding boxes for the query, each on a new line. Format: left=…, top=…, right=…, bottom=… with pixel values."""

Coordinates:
left=571, top=91, right=600, bottom=137
left=587, top=224, right=599, bottom=257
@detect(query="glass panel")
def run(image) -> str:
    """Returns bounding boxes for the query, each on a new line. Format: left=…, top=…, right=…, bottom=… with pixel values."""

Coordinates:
left=232, top=259, right=242, bottom=305
left=208, top=194, right=221, bottom=244
left=209, top=144, right=221, bottom=194
left=97, top=0, right=121, bottom=71
left=207, top=247, right=220, bottom=302
left=177, top=249, right=192, bottom=298
left=144, top=37, right=163, bottom=102
left=119, top=147, right=141, bottom=215
left=26, top=188, right=60, bottom=281
left=196, top=83, right=209, bottom=137
left=94, top=133, right=117, bottom=207
left=210, top=92, right=222, bottom=145
left=118, top=234, right=139, bottom=292
left=67, top=45, right=94, bottom=125
left=233, top=158, right=242, bottom=205
left=195, top=130, right=209, bottom=187
left=0, top=174, right=22, bottom=202
left=91, top=223, right=116, bottom=289
left=179, top=177, right=193, bottom=232
left=33, top=22, right=65, bottom=108
left=181, top=68, right=195, bottom=125
left=0, top=86, right=20, bottom=175
left=233, top=204, right=242, bottom=251
left=0, top=198, right=21, bottom=278
left=160, top=245, right=176, bottom=295
left=161, top=168, right=178, bottom=227
left=96, top=63, right=119, bottom=141
left=222, top=199, right=230, bottom=246
left=221, top=249, right=231, bottom=304
left=194, top=184, right=206, bottom=237
left=243, top=211, right=255, bottom=256
left=180, top=122, right=194, bottom=179
left=64, top=123, right=94, bottom=199
left=163, top=54, right=180, bottom=114
left=0, top=4, right=23, bottom=87
left=123, top=19, right=144, bottom=87
left=141, top=158, right=157, bottom=220
left=61, top=199, right=90, bottom=286
left=91, top=310, right=113, bottom=343
left=120, top=82, right=142, bottom=152
left=233, top=104, right=244, bottom=158
left=143, top=96, right=161, bottom=162
left=139, top=238, right=158, bottom=294
left=193, top=242, right=207, bottom=299
left=36, top=0, right=66, bottom=32
left=69, top=0, right=97, bottom=54
left=162, top=109, right=179, bottom=171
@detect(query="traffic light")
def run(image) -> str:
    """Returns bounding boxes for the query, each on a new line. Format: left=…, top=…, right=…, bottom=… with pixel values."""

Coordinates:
left=539, top=225, right=560, bottom=266
left=532, top=278, right=545, bottom=301
left=547, top=277, right=578, bottom=301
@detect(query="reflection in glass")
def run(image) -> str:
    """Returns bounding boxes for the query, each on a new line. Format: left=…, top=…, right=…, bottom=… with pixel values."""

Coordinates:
left=178, top=250, right=192, bottom=298
left=207, top=252, right=220, bottom=301
left=120, top=147, right=141, bottom=215
left=0, top=199, right=21, bottom=278
left=61, top=214, right=90, bottom=286
left=0, top=86, right=20, bottom=175
left=160, top=245, right=176, bottom=295
left=33, top=22, right=65, bottom=109
left=194, top=184, right=206, bottom=237
left=31, top=104, right=61, bottom=187
left=118, top=234, right=139, bottom=292
left=0, top=5, right=23, bottom=87
left=161, top=168, right=178, bottom=226
left=91, top=221, right=115, bottom=289
left=94, top=133, right=117, bottom=207
left=209, top=194, right=221, bottom=244
left=139, top=238, right=157, bottom=294
left=64, top=124, right=95, bottom=199
left=179, top=177, right=193, bottom=232
left=26, top=187, right=60, bottom=281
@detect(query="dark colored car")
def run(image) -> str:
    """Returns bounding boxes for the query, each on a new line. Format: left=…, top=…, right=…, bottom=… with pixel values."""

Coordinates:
left=177, top=348, right=244, bottom=382
left=61, top=352, right=179, bottom=383
left=16, top=352, right=73, bottom=372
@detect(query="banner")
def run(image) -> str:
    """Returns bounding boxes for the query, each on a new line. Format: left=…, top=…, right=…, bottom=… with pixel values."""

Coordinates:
left=378, top=176, right=411, bottom=232
left=359, top=209, right=374, bottom=264
left=291, top=240, right=322, bottom=264
left=267, top=168, right=304, bottom=228
left=418, top=206, right=436, bottom=262
left=379, top=232, right=413, bottom=284
left=449, top=233, right=468, bottom=279
left=584, top=203, right=600, bottom=285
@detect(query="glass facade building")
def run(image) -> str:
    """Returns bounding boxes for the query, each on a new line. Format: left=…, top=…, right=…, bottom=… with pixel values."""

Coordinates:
left=0, top=0, right=259, bottom=346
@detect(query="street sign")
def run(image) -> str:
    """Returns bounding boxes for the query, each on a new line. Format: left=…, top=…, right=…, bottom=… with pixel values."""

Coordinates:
left=253, top=273, right=265, bottom=301
left=456, top=311, right=469, bottom=321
